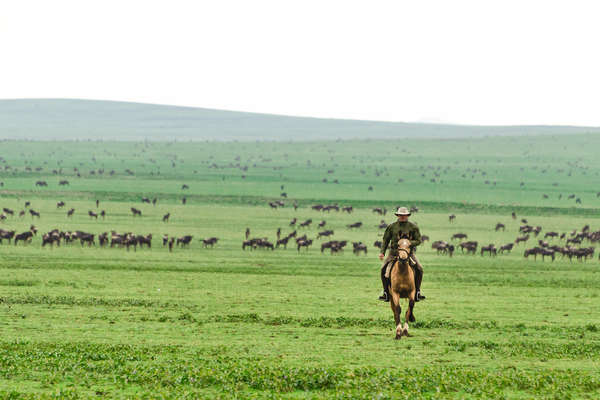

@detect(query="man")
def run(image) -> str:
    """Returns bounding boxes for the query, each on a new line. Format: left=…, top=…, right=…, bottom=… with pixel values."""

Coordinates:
left=378, top=206, right=426, bottom=302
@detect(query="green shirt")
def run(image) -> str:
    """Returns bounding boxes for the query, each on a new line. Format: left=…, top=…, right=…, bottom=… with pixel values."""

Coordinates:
left=381, top=220, right=422, bottom=255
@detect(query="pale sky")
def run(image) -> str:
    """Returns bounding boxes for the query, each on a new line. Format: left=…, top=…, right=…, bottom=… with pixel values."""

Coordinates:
left=2, top=0, right=600, bottom=126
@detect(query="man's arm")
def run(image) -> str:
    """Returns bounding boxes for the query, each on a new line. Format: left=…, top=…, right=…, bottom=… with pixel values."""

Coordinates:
left=381, top=225, right=392, bottom=255
left=410, top=225, right=422, bottom=247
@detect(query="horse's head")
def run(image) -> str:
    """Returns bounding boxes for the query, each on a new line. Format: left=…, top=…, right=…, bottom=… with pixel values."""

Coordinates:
left=397, top=237, right=411, bottom=260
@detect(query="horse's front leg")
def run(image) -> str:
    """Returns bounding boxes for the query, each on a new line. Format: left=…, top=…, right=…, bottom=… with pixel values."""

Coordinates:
left=390, top=293, right=402, bottom=339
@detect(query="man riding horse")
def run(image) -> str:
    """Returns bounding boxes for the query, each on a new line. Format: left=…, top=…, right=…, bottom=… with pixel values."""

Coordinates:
left=378, top=207, right=426, bottom=302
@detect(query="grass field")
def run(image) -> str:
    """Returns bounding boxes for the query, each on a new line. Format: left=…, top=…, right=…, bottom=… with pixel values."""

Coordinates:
left=1, top=135, right=599, bottom=398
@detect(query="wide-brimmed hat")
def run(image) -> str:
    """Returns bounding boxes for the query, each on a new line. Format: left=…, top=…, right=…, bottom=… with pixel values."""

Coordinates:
left=394, top=207, right=411, bottom=216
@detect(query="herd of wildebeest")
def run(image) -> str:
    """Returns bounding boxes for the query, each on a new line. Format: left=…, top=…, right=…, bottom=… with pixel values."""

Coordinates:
left=0, top=192, right=599, bottom=263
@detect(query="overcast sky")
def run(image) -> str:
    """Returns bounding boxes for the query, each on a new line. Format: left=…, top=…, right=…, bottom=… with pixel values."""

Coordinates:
left=2, top=1, right=599, bottom=126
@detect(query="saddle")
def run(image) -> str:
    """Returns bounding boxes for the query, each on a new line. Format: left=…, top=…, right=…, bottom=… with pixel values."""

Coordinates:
left=384, top=254, right=417, bottom=279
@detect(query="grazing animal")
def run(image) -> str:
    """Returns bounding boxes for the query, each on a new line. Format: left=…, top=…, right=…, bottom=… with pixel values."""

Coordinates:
left=14, top=231, right=34, bottom=245
left=67, top=208, right=75, bottom=217
left=163, top=213, right=170, bottom=223
left=202, top=237, right=219, bottom=248
left=316, top=230, right=334, bottom=239
left=130, top=207, right=142, bottom=217
left=498, top=243, right=514, bottom=254
left=352, top=242, right=368, bottom=255
left=515, top=235, right=530, bottom=245
left=347, top=222, right=362, bottom=229
left=297, top=238, right=313, bottom=251
left=29, top=209, right=41, bottom=218
left=495, top=223, right=505, bottom=232
left=448, top=214, right=456, bottom=223
left=480, top=244, right=497, bottom=256
left=299, top=219, right=312, bottom=228
left=56, top=201, right=65, bottom=209
left=176, top=235, right=193, bottom=247
left=0, top=229, right=15, bottom=244
left=387, top=236, right=416, bottom=339
left=451, top=233, right=467, bottom=240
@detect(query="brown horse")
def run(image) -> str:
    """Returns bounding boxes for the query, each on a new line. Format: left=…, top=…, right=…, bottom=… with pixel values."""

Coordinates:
left=388, top=236, right=416, bottom=339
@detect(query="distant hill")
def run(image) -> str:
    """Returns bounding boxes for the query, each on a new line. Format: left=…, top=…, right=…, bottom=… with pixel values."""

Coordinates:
left=1, top=99, right=599, bottom=141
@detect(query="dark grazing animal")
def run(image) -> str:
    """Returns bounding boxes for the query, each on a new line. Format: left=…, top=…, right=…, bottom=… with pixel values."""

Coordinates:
left=498, top=243, right=514, bottom=254
left=451, top=233, right=467, bottom=240
left=352, top=242, right=368, bottom=255
left=177, top=235, right=193, bottom=247
left=316, top=230, right=334, bottom=239
left=480, top=244, right=497, bottom=256
left=202, top=237, right=219, bottom=248
left=347, top=222, right=362, bottom=229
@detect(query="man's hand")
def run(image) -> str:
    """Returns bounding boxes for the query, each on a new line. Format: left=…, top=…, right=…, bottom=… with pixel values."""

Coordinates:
left=378, top=253, right=385, bottom=261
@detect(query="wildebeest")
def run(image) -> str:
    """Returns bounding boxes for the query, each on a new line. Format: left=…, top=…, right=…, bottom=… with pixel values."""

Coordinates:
left=141, top=197, right=151, bottom=203
left=378, top=220, right=388, bottom=229
left=480, top=244, right=497, bottom=256
left=176, top=235, right=193, bottom=247
left=495, top=223, right=505, bottom=232
left=182, top=184, right=189, bottom=190
left=131, top=207, right=142, bottom=217
left=163, top=213, right=170, bottom=223
left=297, top=238, right=313, bottom=251
left=35, top=180, right=48, bottom=187
left=299, top=219, right=312, bottom=228
left=498, top=243, right=514, bottom=254
left=59, top=180, right=69, bottom=186
left=202, top=237, right=219, bottom=248
left=88, top=211, right=98, bottom=219
left=352, top=242, right=368, bottom=255
left=0, top=229, right=15, bottom=244
left=321, top=240, right=347, bottom=253
left=451, top=233, right=467, bottom=240
left=67, top=208, right=75, bottom=217
left=289, top=218, right=297, bottom=226
left=515, top=235, right=530, bottom=245
left=29, top=209, right=41, bottom=218
left=347, top=222, right=362, bottom=229
left=374, top=240, right=382, bottom=249
left=14, top=231, right=34, bottom=245
left=316, top=230, right=334, bottom=239
left=342, top=206, right=353, bottom=213
left=448, top=214, right=456, bottom=223
left=57, top=201, right=65, bottom=209
left=318, top=220, right=326, bottom=228
left=2, top=208, right=14, bottom=216
left=459, top=241, right=478, bottom=254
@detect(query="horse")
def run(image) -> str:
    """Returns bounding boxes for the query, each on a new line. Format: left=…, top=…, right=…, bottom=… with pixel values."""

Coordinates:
left=387, top=236, right=416, bottom=339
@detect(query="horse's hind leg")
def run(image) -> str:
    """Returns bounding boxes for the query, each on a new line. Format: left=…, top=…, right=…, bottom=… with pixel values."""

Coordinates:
left=407, top=298, right=416, bottom=323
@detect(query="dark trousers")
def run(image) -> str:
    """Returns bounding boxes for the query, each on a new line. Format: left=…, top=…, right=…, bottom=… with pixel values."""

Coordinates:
left=380, top=254, right=423, bottom=294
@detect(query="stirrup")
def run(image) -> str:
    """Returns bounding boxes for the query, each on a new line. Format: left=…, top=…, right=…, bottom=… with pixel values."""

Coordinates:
left=378, top=292, right=389, bottom=302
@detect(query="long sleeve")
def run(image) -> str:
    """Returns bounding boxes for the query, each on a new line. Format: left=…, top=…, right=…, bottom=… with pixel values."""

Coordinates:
left=410, top=226, right=422, bottom=247
left=381, top=225, right=392, bottom=254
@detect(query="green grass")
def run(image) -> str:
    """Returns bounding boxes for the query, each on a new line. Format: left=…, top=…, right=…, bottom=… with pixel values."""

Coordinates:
left=0, top=136, right=599, bottom=398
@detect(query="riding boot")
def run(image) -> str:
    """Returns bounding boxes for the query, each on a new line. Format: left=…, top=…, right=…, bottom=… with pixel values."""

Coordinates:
left=413, top=266, right=425, bottom=301
left=379, top=264, right=390, bottom=301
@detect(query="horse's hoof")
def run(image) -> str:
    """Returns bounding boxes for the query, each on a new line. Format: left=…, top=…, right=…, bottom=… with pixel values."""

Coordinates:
left=409, top=315, right=416, bottom=323
left=403, top=329, right=411, bottom=337
left=395, top=335, right=402, bottom=340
